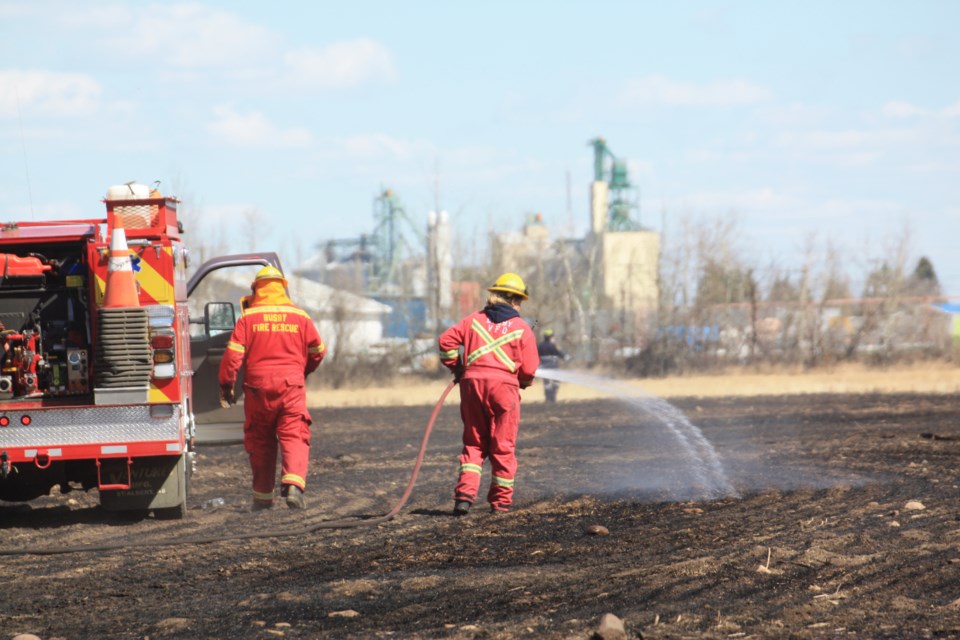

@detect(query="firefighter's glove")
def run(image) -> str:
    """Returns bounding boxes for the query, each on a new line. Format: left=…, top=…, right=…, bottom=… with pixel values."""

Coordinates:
left=519, top=378, right=533, bottom=390
left=452, top=364, right=465, bottom=384
left=219, top=383, right=236, bottom=408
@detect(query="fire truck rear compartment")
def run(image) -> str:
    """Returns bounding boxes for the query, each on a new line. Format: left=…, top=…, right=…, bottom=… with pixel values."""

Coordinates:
left=0, top=245, right=92, bottom=402
left=0, top=203, right=197, bottom=518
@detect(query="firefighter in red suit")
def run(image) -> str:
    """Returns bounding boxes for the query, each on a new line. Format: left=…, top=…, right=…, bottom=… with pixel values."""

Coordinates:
left=439, top=272, right=539, bottom=515
left=218, top=266, right=325, bottom=510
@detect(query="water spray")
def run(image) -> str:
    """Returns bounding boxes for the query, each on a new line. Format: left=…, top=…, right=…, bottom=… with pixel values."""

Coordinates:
left=535, top=368, right=738, bottom=499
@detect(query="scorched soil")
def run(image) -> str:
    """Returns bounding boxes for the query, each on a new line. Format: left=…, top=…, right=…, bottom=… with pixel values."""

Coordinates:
left=2, top=392, right=960, bottom=639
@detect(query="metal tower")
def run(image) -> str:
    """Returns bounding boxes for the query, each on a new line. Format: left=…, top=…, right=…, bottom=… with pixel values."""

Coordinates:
left=370, top=187, right=424, bottom=291
left=589, top=137, right=640, bottom=231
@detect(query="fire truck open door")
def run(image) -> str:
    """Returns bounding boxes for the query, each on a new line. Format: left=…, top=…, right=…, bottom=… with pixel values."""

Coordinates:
left=187, top=253, right=282, bottom=445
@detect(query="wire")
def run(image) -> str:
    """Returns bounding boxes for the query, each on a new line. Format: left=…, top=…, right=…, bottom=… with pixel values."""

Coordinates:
left=0, top=381, right=457, bottom=556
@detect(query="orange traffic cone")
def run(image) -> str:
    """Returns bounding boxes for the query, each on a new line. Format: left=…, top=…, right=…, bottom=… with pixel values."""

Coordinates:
left=102, top=217, right=140, bottom=308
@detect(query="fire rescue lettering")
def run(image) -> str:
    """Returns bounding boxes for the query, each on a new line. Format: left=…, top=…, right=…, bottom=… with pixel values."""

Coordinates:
left=252, top=322, right=299, bottom=333
left=248, top=313, right=300, bottom=334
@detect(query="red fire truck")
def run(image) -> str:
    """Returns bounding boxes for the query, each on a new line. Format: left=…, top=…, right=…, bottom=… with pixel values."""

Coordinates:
left=0, top=189, right=278, bottom=518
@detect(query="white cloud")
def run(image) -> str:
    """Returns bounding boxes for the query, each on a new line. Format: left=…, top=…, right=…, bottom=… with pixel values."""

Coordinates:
left=906, top=161, right=960, bottom=174
left=833, top=152, right=884, bottom=167
left=13, top=5, right=393, bottom=91
left=685, top=148, right=765, bottom=164
left=800, top=197, right=905, bottom=222
left=97, top=4, right=280, bottom=68
left=208, top=106, right=313, bottom=148
left=284, top=39, right=397, bottom=89
left=443, top=147, right=543, bottom=186
left=620, top=75, right=772, bottom=108
left=773, top=128, right=918, bottom=169
left=202, top=203, right=257, bottom=223
left=341, top=133, right=433, bottom=160
left=942, top=101, right=960, bottom=118
left=895, top=36, right=936, bottom=58
left=322, top=137, right=543, bottom=191
left=882, top=101, right=929, bottom=118
left=883, top=99, right=960, bottom=119
left=0, top=70, right=101, bottom=117
left=678, top=187, right=788, bottom=212
left=761, top=103, right=835, bottom=127
left=627, top=158, right=655, bottom=177
left=778, top=128, right=914, bottom=150
left=0, top=3, right=33, bottom=20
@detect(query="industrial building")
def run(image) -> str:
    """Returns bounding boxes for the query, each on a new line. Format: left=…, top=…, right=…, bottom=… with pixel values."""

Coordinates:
left=585, top=137, right=660, bottom=317
left=490, top=137, right=661, bottom=358
left=193, top=267, right=392, bottom=356
left=296, top=137, right=660, bottom=364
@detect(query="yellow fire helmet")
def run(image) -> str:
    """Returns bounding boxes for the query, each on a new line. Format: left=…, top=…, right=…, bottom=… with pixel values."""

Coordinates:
left=488, top=272, right=529, bottom=300
left=254, top=265, right=288, bottom=288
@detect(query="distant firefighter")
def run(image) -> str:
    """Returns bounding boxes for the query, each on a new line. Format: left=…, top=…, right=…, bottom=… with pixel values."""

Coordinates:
left=438, top=272, right=540, bottom=515
left=537, top=328, right=568, bottom=403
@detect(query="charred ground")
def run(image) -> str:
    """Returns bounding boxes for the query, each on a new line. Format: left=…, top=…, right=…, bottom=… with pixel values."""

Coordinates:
left=2, top=392, right=960, bottom=639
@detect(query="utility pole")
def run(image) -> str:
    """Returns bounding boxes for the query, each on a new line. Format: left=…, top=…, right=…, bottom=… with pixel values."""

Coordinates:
left=433, top=158, right=442, bottom=338
left=427, top=157, right=452, bottom=339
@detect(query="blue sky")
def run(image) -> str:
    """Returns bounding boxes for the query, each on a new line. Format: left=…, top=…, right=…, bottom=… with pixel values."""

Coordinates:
left=2, top=2, right=958, bottom=294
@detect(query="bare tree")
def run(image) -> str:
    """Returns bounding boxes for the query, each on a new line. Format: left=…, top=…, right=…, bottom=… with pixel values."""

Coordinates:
left=240, top=207, right=266, bottom=253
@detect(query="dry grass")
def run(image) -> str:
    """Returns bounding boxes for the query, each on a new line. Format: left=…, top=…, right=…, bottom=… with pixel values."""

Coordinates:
left=308, top=361, right=960, bottom=408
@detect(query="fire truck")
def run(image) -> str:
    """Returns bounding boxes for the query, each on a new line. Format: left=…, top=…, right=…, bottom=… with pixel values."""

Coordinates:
left=0, top=187, right=278, bottom=519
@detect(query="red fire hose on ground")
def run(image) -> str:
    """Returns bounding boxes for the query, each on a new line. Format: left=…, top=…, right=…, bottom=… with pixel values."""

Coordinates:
left=0, top=381, right=457, bottom=556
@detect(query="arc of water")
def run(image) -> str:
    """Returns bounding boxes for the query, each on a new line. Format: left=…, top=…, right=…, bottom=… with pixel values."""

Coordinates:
left=535, top=368, right=738, bottom=499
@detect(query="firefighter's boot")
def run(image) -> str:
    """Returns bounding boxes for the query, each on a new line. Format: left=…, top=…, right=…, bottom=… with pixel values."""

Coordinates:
left=283, top=485, right=306, bottom=509
left=252, top=499, right=274, bottom=512
left=453, top=500, right=471, bottom=516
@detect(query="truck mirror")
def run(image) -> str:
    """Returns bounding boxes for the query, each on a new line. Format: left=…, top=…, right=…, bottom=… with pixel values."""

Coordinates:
left=204, top=302, right=236, bottom=337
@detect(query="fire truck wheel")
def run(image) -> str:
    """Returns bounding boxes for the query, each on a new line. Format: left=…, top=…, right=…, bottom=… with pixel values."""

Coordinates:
left=153, top=452, right=190, bottom=521
left=154, top=501, right=186, bottom=520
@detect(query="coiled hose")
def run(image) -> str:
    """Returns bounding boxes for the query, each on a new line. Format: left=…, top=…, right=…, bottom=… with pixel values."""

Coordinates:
left=0, top=381, right=457, bottom=556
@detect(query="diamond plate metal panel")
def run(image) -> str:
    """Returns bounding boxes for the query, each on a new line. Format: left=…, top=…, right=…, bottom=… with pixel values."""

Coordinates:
left=0, top=405, right=181, bottom=448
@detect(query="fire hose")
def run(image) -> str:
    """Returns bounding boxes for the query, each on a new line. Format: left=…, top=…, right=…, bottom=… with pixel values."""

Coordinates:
left=0, top=381, right=457, bottom=556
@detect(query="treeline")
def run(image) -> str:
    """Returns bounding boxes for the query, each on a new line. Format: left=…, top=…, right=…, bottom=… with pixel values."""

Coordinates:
left=516, top=216, right=951, bottom=376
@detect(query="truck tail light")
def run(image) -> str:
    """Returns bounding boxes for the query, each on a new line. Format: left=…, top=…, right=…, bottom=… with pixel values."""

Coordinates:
left=151, top=334, right=174, bottom=350
left=150, top=330, right=176, bottom=379
left=146, top=305, right=177, bottom=380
